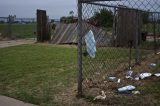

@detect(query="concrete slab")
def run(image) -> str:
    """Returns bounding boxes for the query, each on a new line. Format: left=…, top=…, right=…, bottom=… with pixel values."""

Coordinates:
left=0, top=96, right=37, bottom=106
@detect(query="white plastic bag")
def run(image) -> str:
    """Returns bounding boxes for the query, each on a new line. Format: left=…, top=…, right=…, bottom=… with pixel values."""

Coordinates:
left=118, top=85, right=136, bottom=92
left=154, top=73, right=160, bottom=77
left=139, top=73, right=152, bottom=79
left=85, top=30, right=96, bottom=58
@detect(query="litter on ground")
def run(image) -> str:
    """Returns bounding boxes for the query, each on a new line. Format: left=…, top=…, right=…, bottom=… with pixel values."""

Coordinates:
left=117, top=78, right=121, bottom=83
left=118, top=85, right=136, bottom=93
left=149, top=63, right=157, bottom=67
left=108, top=77, right=117, bottom=82
left=132, top=91, right=140, bottom=95
left=154, top=73, right=160, bottom=77
left=126, top=70, right=133, bottom=79
left=94, top=91, right=106, bottom=100
left=134, top=77, right=140, bottom=81
left=139, top=73, right=152, bottom=79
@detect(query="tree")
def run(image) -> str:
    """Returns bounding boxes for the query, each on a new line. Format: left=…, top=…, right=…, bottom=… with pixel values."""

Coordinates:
left=0, top=21, right=4, bottom=24
left=60, top=16, right=77, bottom=24
left=142, top=11, right=149, bottom=24
left=51, top=19, right=55, bottom=23
left=93, top=8, right=113, bottom=27
left=60, top=16, right=66, bottom=23
left=69, top=11, right=74, bottom=17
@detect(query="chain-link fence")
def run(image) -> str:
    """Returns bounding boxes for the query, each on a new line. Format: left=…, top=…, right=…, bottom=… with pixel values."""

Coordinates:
left=77, top=0, right=160, bottom=105
left=0, top=16, right=36, bottom=40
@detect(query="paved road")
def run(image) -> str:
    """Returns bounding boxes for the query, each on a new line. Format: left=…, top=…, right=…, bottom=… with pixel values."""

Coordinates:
left=0, top=39, right=35, bottom=48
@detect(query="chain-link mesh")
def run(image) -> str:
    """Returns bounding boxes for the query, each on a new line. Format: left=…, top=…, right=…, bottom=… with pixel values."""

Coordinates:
left=78, top=0, right=160, bottom=105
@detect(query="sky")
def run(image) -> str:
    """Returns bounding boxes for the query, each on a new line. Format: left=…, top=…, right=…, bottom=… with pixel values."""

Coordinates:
left=0, top=0, right=77, bottom=19
left=0, top=0, right=159, bottom=19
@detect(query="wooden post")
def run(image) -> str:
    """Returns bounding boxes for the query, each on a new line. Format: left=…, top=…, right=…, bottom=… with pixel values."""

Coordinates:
left=37, top=9, right=49, bottom=42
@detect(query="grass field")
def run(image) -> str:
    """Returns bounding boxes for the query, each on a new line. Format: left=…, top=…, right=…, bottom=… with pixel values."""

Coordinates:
left=0, top=44, right=159, bottom=106
left=0, top=44, right=77, bottom=105
left=0, top=23, right=36, bottom=38
left=0, top=44, right=133, bottom=105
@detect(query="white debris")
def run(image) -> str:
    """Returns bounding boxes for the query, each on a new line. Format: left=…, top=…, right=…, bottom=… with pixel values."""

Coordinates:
left=117, top=78, right=121, bottom=83
left=135, top=77, right=140, bottom=81
left=157, top=52, right=160, bottom=55
left=118, top=85, right=136, bottom=92
left=139, top=73, right=152, bottom=79
left=125, top=76, right=133, bottom=79
left=126, top=70, right=133, bottom=79
left=94, top=91, right=106, bottom=100
left=108, top=77, right=116, bottom=82
left=84, top=30, right=96, bottom=58
left=154, top=73, right=160, bottom=77
left=132, top=91, right=140, bottom=95
left=149, top=63, right=157, bottom=67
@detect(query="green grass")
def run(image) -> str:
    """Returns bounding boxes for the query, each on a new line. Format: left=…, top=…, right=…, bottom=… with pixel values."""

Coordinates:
left=0, top=44, right=159, bottom=106
left=83, top=47, right=152, bottom=77
left=143, top=23, right=160, bottom=35
left=0, top=44, right=77, bottom=105
left=0, top=23, right=36, bottom=38
left=82, top=47, right=131, bottom=77
left=0, top=45, right=134, bottom=105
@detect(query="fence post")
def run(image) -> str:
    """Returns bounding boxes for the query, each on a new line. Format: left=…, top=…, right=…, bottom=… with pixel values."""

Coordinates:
left=112, top=7, right=116, bottom=46
left=7, top=15, right=12, bottom=37
left=37, top=9, right=47, bottom=42
left=77, top=0, right=83, bottom=96
left=129, top=40, right=133, bottom=69
left=135, top=11, right=141, bottom=65
left=153, top=18, right=157, bottom=54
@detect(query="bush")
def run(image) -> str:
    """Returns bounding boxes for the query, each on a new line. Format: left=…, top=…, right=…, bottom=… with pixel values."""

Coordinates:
left=89, top=8, right=113, bottom=28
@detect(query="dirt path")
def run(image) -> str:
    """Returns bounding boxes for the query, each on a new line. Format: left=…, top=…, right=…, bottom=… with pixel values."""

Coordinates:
left=0, top=39, right=35, bottom=48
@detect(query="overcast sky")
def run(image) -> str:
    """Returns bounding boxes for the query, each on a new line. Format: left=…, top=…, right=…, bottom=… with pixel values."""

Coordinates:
left=0, top=0, right=77, bottom=19
left=0, top=0, right=159, bottom=19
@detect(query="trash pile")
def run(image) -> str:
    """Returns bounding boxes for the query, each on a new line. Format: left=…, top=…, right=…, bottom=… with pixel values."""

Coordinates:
left=94, top=91, right=106, bottom=100
left=93, top=63, right=160, bottom=100
left=84, top=31, right=160, bottom=100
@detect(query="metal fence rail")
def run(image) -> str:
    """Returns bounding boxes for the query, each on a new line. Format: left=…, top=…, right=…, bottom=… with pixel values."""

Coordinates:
left=77, top=0, right=160, bottom=104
